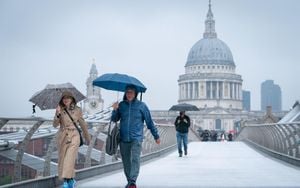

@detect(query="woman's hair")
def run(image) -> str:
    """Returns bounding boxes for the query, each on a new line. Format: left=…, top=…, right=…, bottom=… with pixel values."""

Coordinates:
left=59, top=92, right=76, bottom=109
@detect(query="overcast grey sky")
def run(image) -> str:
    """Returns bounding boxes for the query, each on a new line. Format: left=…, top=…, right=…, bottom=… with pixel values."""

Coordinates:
left=1, top=0, right=299, bottom=117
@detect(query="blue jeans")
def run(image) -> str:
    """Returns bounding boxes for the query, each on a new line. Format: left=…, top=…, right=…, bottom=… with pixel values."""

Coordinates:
left=120, top=141, right=142, bottom=183
left=176, top=131, right=188, bottom=154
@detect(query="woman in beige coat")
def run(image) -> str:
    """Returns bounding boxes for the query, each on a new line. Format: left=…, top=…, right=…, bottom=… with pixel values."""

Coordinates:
left=53, top=91, right=90, bottom=188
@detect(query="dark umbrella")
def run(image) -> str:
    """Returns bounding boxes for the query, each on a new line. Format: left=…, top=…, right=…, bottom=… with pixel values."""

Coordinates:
left=29, top=83, right=86, bottom=110
left=169, top=103, right=199, bottom=111
left=92, top=73, right=147, bottom=93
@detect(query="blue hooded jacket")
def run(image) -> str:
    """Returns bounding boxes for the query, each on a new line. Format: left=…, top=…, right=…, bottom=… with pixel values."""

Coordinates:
left=111, top=99, right=159, bottom=142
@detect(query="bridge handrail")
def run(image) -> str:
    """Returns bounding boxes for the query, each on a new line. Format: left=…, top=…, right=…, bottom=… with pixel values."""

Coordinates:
left=0, top=144, right=177, bottom=188
left=0, top=117, right=177, bottom=185
left=236, top=121, right=300, bottom=162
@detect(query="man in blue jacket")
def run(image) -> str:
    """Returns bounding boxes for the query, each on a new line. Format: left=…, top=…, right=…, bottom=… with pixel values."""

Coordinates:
left=111, top=85, right=160, bottom=188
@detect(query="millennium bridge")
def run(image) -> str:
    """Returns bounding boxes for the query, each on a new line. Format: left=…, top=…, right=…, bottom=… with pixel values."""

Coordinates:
left=0, top=108, right=300, bottom=188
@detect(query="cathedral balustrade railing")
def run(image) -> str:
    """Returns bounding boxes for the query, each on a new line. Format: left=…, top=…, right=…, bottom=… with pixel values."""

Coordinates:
left=0, top=117, right=176, bottom=186
left=236, top=121, right=300, bottom=166
left=179, top=72, right=242, bottom=81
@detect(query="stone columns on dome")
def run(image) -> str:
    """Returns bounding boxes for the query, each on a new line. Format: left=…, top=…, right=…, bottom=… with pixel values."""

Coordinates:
left=184, top=83, right=186, bottom=100
left=186, top=82, right=189, bottom=99
left=210, top=81, right=213, bottom=99
left=234, top=83, right=236, bottom=99
left=216, top=81, right=219, bottom=99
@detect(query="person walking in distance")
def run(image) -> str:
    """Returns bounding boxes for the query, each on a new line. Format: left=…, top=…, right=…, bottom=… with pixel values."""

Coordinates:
left=174, top=111, right=190, bottom=157
left=111, top=85, right=160, bottom=188
left=53, top=91, right=91, bottom=188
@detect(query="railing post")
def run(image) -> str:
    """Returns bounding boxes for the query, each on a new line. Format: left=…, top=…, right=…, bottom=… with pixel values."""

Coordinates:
left=84, top=123, right=104, bottom=168
left=0, top=118, right=9, bottom=130
left=13, top=119, right=45, bottom=182
left=43, top=132, right=58, bottom=176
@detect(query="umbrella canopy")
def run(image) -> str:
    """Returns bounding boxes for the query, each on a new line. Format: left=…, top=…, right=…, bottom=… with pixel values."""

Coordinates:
left=169, top=103, right=199, bottom=111
left=29, top=82, right=86, bottom=110
left=92, top=73, right=147, bottom=93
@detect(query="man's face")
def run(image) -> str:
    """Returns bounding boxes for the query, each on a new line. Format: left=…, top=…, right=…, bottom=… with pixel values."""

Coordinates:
left=125, top=89, right=135, bottom=101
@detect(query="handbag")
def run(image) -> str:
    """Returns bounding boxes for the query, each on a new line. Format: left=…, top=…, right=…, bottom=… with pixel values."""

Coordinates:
left=64, top=109, right=84, bottom=147
left=106, top=121, right=120, bottom=155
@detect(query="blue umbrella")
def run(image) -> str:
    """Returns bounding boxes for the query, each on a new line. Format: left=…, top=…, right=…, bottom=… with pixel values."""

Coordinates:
left=93, top=73, right=147, bottom=93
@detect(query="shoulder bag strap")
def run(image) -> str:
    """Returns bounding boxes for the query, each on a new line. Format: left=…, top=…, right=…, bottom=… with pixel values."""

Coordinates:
left=64, top=109, right=82, bottom=133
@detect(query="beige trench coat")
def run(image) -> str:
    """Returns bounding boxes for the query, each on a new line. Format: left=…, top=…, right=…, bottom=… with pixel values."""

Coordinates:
left=53, top=106, right=90, bottom=180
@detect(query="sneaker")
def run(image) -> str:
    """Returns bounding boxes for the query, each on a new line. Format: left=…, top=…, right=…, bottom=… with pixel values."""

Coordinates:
left=179, top=153, right=182, bottom=157
left=62, top=181, right=69, bottom=188
left=68, top=179, right=76, bottom=188
left=184, top=151, right=187, bottom=155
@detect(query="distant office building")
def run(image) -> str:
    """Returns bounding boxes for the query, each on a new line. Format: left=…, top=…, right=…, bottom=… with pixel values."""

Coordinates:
left=242, top=90, right=251, bottom=111
left=261, top=80, right=282, bottom=112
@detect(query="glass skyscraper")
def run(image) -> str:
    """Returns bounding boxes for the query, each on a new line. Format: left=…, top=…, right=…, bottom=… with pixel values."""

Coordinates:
left=261, top=80, right=282, bottom=112
left=242, top=90, right=251, bottom=111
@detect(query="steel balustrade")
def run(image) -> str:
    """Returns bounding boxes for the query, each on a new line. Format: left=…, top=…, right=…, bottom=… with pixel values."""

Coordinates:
left=236, top=122, right=300, bottom=163
left=0, top=117, right=177, bottom=186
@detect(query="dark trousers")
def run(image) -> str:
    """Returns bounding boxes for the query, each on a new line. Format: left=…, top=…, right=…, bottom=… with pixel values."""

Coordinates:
left=120, top=141, right=142, bottom=183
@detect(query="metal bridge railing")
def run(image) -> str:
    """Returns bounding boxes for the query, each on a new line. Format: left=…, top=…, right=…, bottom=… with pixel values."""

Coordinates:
left=235, top=122, right=300, bottom=166
left=0, top=117, right=176, bottom=187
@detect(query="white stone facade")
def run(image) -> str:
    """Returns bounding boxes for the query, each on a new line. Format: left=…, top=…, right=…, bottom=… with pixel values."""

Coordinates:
left=83, top=63, right=104, bottom=115
left=176, top=1, right=244, bottom=132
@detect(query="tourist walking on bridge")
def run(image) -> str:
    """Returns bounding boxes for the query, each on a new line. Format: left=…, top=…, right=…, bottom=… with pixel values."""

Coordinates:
left=111, top=85, right=161, bottom=188
left=53, top=91, right=91, bottom=188
left=174, top=111, right=190, bottom=157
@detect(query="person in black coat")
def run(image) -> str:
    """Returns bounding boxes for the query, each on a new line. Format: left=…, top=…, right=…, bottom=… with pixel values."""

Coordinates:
left=174, top=111, right=190, bottom=157
left=228, top=133, right=233, bottom=141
